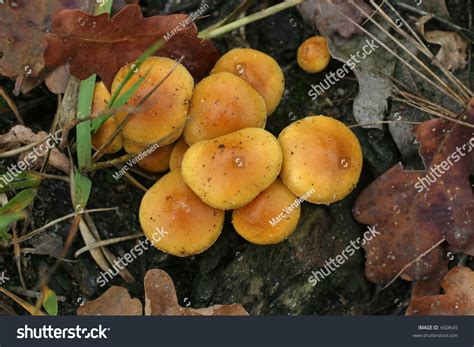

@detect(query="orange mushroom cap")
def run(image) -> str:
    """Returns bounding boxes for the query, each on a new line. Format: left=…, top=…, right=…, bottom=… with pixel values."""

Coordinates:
left=297, top=36, right=331, bottom=73
left=182, top=128, right=282, bottom=210
left=139, top=170, right=224, bottom=257
left=91, top=81, right=123, bottom=154
left=279, top=115, right=363, bottom=205
left=169, top=138, right=189, bottom=171
left=183, top=72, right=267, bottom=145
left=232, top=178, right=301, bottom=245
left=112, top=57, right=194, bottom=147
left=211, top=48, right=284, bottom=115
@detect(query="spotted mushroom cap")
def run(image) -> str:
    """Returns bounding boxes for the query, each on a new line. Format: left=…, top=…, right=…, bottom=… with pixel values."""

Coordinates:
left=297, top=36, right=331, bottom=73
left=232, top=178, right=301, bottom=245
left=139, top=170, right=224, bottom=257
left=211, top=48, right=284, bottom=115
left=111, top=57, right=194, bottom=147
left=91, top=81, right=123, bottom=154
left=169, top=138, right=189, bottom=171
left=183, top=72, right=267, bottom=145
left=278, top=115, right=363, bottom=204
left=182, top=128, right=283, bottom=210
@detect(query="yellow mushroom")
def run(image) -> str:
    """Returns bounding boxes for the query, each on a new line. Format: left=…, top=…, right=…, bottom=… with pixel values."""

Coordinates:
left=111, top=57, right=194, bottom=147
left=232, top=178, right=301, bottom=245
left=182, top=128, right=282, bottom=210
left=279, top=116, right=363, bottom=204
left=123, top=139, right=173, bottom=173
left=139, top=170, right=224, bottom=257
left=169, top=138, right=189, bottom=171
left=297, top=36, right=331, bottom=73
left=91, top=81, right=123, bottom=154
left=183, top=72, right=267, bottom=145
left=211, top=48, right=284, bottom=115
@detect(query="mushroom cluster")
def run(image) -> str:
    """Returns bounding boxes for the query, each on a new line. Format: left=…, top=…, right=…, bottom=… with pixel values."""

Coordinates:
left=92, top=46, right=362, bottom=256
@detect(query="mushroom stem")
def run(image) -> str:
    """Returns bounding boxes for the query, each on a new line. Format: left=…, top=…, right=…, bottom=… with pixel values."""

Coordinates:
left=198, top=0, right=306, bottom=40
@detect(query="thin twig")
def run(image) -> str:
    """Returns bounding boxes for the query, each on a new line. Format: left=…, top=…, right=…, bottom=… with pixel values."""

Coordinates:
left=382, top=238, right=446, bottom=290
left=12, top=207, right=118, bottom=244
left=74, top=232, right=144, bottom=257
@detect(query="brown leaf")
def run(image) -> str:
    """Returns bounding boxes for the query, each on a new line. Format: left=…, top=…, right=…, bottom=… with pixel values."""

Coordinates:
left=45, top=65, right=70, bottom=94
left=144, top=269, right=248, bottom=316
left=406, top=266, right=474, bottom=315
left=353, top=100, right=474, bottom=283
left=0, top=125, right=70, bottom=174
left=0, top=0, right=89, bottom=91
left=44, top=4, right=220, bottom=89
left=417, top=15, right=468, bottom=71
left=298, top=0, right=372, bottom=38
left=411, top=258, right=448, bottom=299
left=77, top=286, right=143, bottom=316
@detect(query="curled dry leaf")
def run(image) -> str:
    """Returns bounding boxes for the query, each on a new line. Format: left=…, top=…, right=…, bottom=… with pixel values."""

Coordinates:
left=0, top=0, right=89, bottom=94
left=298, top=0, right=372, bottom=38
left=144, top=269, right=248, bottom=316
left=77, top=286, right=143, bottom=316
left=417, top=15, right=468, bottom=71
left=406, top=266, right=474, bottom=315
left=353, top=100, right=474, bottom=283
left=44, top=4, right=220, bottom=89
left=0, top=125, right=70, bottom=174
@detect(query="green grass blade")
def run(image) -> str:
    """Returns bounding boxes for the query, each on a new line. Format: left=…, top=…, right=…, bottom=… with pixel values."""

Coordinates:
left=76, top=74, right=96, bottom=171
left=108, top=39, right=166, bottom=106
left=0, top=188, right=37, bottom=214
left=0, top=172, right=42, bottom=193
left=90, top=68, right=151, bottom=133
left=73, top=171, right=92, bottom=211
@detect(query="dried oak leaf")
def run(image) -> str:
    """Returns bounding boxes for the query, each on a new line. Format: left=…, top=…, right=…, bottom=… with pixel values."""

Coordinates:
left=77, top=286, right=143, bottom=316
left=144, top=269, right=248, bottom=316
left=44, top=4, right=220, bottom=89
left=76, top=269, right=248, bottom=316
left=0, top=0, right=89, bottom=91
left=417, top=15, right=468, bottom=71
left=406, top=266, right=474, bottom=315
left=298, top=0, right=372, bottom=38
left=353, top=100, right=474, bottom=284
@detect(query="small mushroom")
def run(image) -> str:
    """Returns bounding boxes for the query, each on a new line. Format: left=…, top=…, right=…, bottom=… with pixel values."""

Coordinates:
left=182, top=128, right=282, bottom=210
left=211, top=48, right=284, bottom=115
left=278, top=115, right=363, bottom=205
left=232, top=178, right=301, bottom=245
left=297, top=36, right=331, bottom=73
left=112, top=57, right=194, bottom=147
left=169, top=138, right=189, bottom=171
left=183, top=72, right=267, bottom=145
left=139, top=170, right=224, bottom=257
left=91, top=81, right=123, bottom=154
left=123, top=139, right=173, bottom=173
